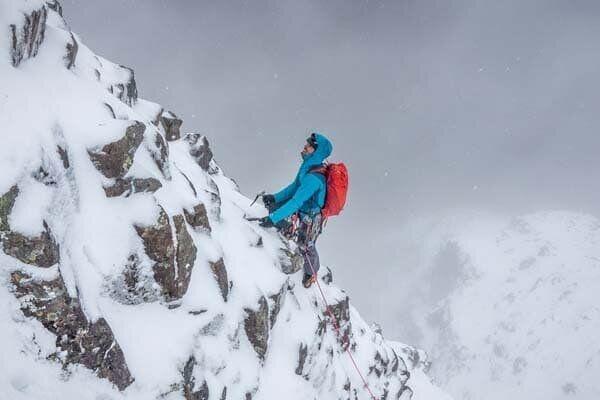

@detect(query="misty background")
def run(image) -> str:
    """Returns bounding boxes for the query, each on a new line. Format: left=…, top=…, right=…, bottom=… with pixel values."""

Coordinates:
left=64, top=0, right=600, bottom=345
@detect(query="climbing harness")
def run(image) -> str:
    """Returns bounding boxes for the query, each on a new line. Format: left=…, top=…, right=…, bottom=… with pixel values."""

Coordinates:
left=304, top=256, right=378, bottom=400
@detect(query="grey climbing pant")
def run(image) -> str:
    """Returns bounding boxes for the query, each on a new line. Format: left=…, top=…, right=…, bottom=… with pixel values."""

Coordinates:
left=297, top=213, right=323, bottom=276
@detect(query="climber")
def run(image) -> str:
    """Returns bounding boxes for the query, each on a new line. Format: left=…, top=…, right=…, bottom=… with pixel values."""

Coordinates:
left=259, top=133, right=333, bottom=288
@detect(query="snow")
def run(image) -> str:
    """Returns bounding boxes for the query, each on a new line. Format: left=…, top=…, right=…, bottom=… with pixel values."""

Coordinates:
left=400, top=211, right=600, bottom=400
left=0, top=1, right=450, bottom=399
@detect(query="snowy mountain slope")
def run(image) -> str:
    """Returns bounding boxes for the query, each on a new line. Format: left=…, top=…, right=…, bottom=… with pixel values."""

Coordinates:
left=0, top=2, right=451, bottom=399
left=399, top=211, right=600, bottom=400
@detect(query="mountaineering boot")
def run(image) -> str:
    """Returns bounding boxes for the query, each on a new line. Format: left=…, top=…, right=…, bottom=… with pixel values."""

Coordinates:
left=302, top=273, right=316, bottom=288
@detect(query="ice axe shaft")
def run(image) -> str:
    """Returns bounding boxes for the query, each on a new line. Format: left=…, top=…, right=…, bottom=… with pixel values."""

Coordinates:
left=250, top=190, right=266, bottom=207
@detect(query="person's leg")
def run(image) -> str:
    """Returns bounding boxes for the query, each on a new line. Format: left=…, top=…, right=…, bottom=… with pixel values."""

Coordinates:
left=301, top=213, right=322, bottom=276
left=302, top=243, right=320, bottom=275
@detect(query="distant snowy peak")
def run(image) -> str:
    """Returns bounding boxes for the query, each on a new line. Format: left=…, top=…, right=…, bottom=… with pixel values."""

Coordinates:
left=410, top=211, right=600, bottom=400
left=0, top=1, right=450, bottom=399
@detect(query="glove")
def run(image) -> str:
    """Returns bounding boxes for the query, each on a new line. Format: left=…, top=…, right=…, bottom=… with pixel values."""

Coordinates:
left=259, top=216, right=275, bottom=228
left=262, top=194, right=276, bottom=212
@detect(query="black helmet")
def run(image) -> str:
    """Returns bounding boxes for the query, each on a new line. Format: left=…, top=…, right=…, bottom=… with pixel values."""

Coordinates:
left=306, top=132, right=318, bottom=149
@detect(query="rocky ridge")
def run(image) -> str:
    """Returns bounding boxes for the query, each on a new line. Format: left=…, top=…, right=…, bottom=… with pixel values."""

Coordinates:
left=0, top=2, right=450, bottom=399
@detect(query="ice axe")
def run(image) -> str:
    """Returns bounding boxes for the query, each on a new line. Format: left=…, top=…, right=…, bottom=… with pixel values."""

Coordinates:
left=249, top=190, right=266, bottom=207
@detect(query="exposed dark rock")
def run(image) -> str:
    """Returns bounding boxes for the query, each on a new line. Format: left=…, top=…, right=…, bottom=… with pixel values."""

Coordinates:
left=88, top=121, right=145, bottom=178
left=64, top=32, right=78, bottom=69
left=209, top=258, right=229, bottom=302
left=3, top=221, right=60, bottom=267
left=321, top=266, right=333, bottom=284
left=103, top=102, right=116, bottom=119
left=134, top=207, right=178, bottom=301
left=103, top=177, right=162, bottom=197
left=56, top=145, right=70, bottom=169
left=188, top=309, right=207, bottom=316
left=206, top=178, right=222, bottom=219
left=244, top=296, right=269, bottom=361
left=10, top=270, right=133, bottom=390
left=160, top=111, right=183, bottom=141
left=397, top=386, right=413, bottom=400
left=0, top=185, right=19, bottom=232
left=184, top=203, right=211, bottom=233
left=134, top=210, right=195, bottom=302
left=106, top=254, right=159, bottom=305
left=328, top=296, right=352, bottom=347
left=46, top=0, right=63, bottom=16
left=185, top=134, right=214, bottom=172
left=181, top=356, right=209, bottom=400
left=173, top=214, right=197, bottom=296
left=198, top=313, right=224, bottom=336
left=295, top=343, right=308, bottom=376
left=278, top=243, right=303, bottom=274
left=148, top=131, right=171, bottom=179
left=107, top=65, right=138, bottom=106
left=220, top=387, right=227, bottom=400
left=151, top=107, right=164, bottom=126
left=32, top=166, right=56, bottom=186
left=268, top=284, right=286, bottom=329
left=178, top=170, right=197, bottom=197
left=10, top=6, right=48, bottom=67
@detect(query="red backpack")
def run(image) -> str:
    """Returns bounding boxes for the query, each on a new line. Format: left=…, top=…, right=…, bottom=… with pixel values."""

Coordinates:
left=311, top=163, right=349, bottom=218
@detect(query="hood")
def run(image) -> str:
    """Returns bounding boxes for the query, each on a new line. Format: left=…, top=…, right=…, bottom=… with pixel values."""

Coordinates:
left=298, top=133, right=333, bottom=178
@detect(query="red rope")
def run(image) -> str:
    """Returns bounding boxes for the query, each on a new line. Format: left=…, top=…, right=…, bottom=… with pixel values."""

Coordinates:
left=305, top=256, right=378, bottom=400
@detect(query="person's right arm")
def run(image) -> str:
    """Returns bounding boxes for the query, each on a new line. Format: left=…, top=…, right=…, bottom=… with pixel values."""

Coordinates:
left=273, top=179, right=298, bottom=204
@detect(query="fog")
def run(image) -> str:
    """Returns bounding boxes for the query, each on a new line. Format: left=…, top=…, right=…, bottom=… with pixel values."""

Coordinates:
left=64, top=0, right=600, bottom=342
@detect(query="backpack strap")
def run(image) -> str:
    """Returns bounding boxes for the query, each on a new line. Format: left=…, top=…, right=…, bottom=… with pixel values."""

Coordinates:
left=309, top=164, right=327, bottom=175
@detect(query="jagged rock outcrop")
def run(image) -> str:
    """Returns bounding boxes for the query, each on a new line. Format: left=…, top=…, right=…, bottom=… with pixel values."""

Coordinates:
left=0, top=186, right=59, bottom=267
left=278, top=242, right=304, bottom=274
left=174, top=214, right=197, bottom=292
left=107, top=65, right=138, bottom=106
left=185, top=134, right=214, bottom=172
left=46, top=0, right=63, bottom=16
left=10, top=5, right=47, bottom=67
left=209, top=258, right=229, bottom=302
left=10, top=270, right=133, bottom=390
left=184, top=203, right=211, bottom=232
left=147, top=130, right=171, bottom=179
left=244, top=296, right=270, bottom=361
left=0, top=3, right=450, bottom=398
left=328, top=296, right=352, bottom=347
left=103, top=177, right=162, bottom=197
left=3, top=221, right=60, bottom=267
left=160, top=110, right=183, bottom=141
left=105, top=253, right=159, bottom=305
left=134, top=208, right=196, bottom=302
left=88, top=121, right=145, bottom=178
left=64, top=32, right=78, bottom=69
left=0, top=185, right=19, bottom=232
left=181, top=356, right=210, bottom=400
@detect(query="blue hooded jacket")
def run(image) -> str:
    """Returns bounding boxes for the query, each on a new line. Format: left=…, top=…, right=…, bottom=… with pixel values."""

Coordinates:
left=269, top=133, right=333, bottom=224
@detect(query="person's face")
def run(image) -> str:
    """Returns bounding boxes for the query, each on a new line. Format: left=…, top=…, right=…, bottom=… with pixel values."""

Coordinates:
left=301, top=142, right=315, bottom=157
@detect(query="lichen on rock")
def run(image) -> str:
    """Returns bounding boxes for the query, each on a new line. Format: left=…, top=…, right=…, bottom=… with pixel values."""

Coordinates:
left=88, top=121, right=145, bottom=178
left=244, top=296, right=269, bottom=361
left=10, top=270, right=134, bottom=390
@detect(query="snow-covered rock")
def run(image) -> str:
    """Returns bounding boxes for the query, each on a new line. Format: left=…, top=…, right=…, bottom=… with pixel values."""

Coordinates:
left=400, top=211, right=600, bottom=400
left=0, top=2, right=451, bottom=399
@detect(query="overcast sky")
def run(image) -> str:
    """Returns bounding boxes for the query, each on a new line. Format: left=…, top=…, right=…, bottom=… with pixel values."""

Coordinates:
left=64, top=0, right=600, bottom=341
